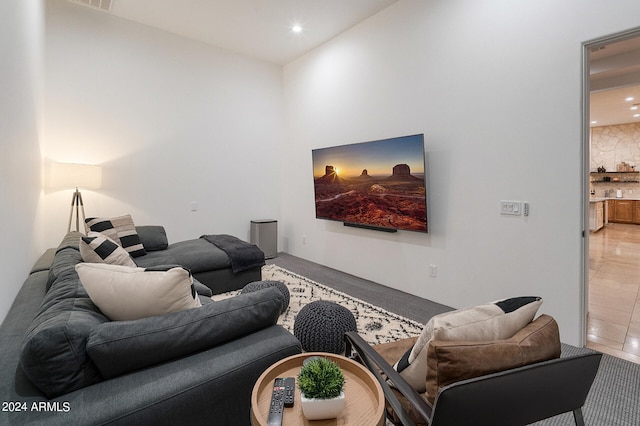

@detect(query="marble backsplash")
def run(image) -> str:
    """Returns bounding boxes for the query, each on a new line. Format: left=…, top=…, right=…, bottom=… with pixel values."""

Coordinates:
left=591, top=122, right=640, bottom=172
left=590, top=182, right=639, bottom=199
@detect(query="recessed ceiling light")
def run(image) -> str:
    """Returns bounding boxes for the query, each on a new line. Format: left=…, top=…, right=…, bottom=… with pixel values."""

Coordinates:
left=591, top=120, right=598, bottom=124
left=635, top=113, right=640, bottom=118
left=292, top=24, right=302, bottom=33
left=631, top=104, right=639, bottom=110
left=626, top=96, right=635, bottom=102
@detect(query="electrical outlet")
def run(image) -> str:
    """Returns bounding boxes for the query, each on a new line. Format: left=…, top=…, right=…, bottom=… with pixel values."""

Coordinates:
left=191, top=202, right=198, bottom=211
left=429, top=264, right=437, bottom=278
left=302, top=235, right=307, bottom=245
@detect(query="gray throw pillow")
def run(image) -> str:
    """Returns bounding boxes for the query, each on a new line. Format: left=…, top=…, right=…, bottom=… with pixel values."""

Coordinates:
left=135, top=225, right=169, bottom=251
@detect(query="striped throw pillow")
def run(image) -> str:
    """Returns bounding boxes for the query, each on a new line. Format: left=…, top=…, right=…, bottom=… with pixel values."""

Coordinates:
left=85, top=214, right=147, bottom=258
left=80, top=232, right=136, bottom=267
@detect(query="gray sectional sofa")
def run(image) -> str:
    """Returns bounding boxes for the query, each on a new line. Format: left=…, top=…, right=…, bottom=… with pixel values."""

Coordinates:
left=132, top=225, right=263, bottom=294
left=0, top=232, right=301, bottom=425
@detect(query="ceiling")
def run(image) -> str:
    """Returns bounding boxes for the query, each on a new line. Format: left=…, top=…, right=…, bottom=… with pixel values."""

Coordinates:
left=590, top=36, right=640, bottom=127
left=70, top=1, right=640, bottom=128
left=70, top=0, right=398, bottom=65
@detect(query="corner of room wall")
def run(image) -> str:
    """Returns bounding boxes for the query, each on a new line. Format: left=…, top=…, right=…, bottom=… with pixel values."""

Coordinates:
left=0, top=0, right=45, bottom=323
left=43, top=0, right=284, bottom=247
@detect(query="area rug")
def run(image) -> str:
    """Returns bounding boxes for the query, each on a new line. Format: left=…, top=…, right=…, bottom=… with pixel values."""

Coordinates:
left=212, top=264, right=424, bottom=345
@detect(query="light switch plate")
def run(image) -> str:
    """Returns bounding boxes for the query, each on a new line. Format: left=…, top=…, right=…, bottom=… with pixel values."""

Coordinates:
left=500, top=200, right=522, bottom=216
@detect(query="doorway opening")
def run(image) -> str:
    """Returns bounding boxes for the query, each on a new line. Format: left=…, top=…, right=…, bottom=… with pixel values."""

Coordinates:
left=584, top=28, right=640, bottom=364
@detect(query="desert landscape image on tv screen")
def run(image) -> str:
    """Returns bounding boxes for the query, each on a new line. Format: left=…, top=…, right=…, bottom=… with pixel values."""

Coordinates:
left=312, top=134, right=427, bottom=233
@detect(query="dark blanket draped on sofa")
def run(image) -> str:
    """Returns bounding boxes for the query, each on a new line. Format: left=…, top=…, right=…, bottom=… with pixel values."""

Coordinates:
left=200, top=234, right=265, bottom=273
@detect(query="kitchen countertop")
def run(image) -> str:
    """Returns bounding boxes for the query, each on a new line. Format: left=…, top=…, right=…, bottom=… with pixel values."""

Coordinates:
left=590, top=197, right=640, bottom=202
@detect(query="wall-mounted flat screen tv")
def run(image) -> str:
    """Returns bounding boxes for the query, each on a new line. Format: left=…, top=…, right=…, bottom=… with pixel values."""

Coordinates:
left=312, top=134, right=427, bottom=233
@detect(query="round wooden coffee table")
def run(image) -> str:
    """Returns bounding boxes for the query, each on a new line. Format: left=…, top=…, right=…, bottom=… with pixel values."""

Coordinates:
left=251, top=352, right=385, bottom=426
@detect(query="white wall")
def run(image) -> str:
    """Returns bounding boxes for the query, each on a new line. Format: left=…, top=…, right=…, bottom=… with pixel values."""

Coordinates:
left=282, top=0, right=640, bottom=346
left=0, top=0, right=44, bottom=322
left=44, top=0, right=283, bottom=246
left=10, top=0, right=640, bottom=343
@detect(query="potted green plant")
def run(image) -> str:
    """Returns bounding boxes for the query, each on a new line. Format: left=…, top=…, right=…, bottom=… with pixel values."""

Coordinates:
left=297, top=357, right=346, bottom=420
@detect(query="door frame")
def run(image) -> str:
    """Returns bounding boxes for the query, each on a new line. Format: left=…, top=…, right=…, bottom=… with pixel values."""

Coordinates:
left=581, top=27, right=640, bottom=347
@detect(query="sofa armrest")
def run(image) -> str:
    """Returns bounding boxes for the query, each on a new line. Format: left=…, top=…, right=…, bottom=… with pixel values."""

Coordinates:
left=86, top=287, right=283, bottom=378
left=30, top=248, right=56, bottom=274
left=345, top=331, right=432, bottom=426
left=193, top=278, right=212, bottom=297
left=6, top=326, right=301, bottom=425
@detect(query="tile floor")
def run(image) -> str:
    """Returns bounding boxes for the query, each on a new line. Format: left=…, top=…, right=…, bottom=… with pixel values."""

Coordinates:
left=588, top=222, right=640, bottom=364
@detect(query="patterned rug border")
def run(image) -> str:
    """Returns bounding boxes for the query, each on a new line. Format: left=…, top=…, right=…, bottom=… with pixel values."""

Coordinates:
left=264, top=264, right=424, bottom=328
left=216, top=264, right=425, bottom=345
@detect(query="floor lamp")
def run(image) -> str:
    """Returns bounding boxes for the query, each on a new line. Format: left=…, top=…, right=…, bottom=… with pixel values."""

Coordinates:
left=50, top=163, right=103, bottom=233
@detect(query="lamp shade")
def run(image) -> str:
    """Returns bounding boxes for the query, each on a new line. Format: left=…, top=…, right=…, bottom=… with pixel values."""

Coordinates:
left=50, top=163, right=102, bottom=189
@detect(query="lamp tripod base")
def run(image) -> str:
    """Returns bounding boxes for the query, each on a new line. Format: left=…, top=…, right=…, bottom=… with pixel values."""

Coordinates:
left=67, top=188, right=86, bottom=233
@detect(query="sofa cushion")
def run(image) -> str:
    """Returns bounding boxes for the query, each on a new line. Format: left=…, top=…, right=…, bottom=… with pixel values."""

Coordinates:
left=167, top=238, right=231, bottom=273
left=394, top=296, right=542, bottom=392
left=80, top=232, right=137, bottom=266
left=86, top=286, right=284, bottom=378
left=136, top=225, right=169, bottom=251
left=75, top=263, right=202, bottom=321
left=130, top=238, right=232, bottom=274
left=425, top=314, right=561, bottom=404
left=46, top=231, right=83, bottom=291
left=132, top=249, right=179, bottom=268
left=85, top=214, right=146, bottom=258
left=20, top=248, right=109, bottom=398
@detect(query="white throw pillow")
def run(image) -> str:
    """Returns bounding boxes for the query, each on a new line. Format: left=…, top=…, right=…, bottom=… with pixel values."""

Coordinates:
left=393, top=296, right=542, bottom=393
left=75, top=263, right=202, bottom=321
left=79, top=232, right=136, bottom=267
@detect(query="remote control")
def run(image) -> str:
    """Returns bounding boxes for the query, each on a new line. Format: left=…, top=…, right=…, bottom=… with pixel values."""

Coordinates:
left=267, top=378, right=286, bottom=426
left=284, top=377, right=295, bottom=407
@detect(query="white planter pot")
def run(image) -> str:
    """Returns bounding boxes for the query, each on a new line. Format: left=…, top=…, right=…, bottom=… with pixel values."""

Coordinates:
left=300, top=391, right=345, bottom=420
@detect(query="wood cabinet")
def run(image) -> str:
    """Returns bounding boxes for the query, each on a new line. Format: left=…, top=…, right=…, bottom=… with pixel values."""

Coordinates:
left=608, top=199, right=640, bottom=224
left=634, top=202, right=640, bottom=224
left=617, top=200, right=634, bottom=222
left=614, top=200, right=634, bottom=223
left=589, top=201, right=605, bottom=231
left=608, top=200, right=616, bottom=222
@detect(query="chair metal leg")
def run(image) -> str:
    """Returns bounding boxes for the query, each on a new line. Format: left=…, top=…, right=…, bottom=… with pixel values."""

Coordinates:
left=573, top=408, right=585, bottom=426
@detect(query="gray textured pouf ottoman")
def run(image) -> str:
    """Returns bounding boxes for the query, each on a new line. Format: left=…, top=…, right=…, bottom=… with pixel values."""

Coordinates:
left=241, top=280, right=290, bottom=313
left=293, top=300, right=357, bottom=354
